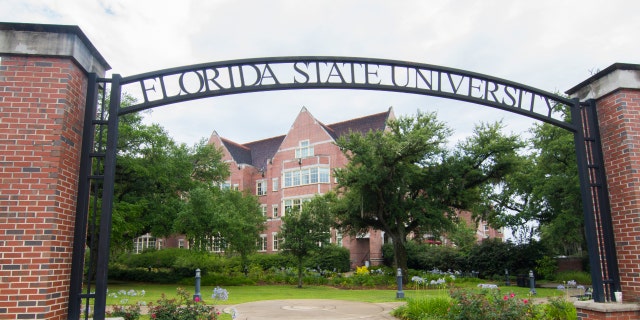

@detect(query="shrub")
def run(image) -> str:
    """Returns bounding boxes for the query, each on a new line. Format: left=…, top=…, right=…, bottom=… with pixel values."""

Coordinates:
left=108, top=264, right=185, bottom=283
left=305, top=244, right=351, bottom=272
left=106, top=303, right=142, bottom=320
left=392, top=296, right=451, bottom=320
left=555, top=271, right=591, bottom=285
left=447, top=289, right=536, bottom=320
left=148, top=288, right=220, bottom=320
left=250, top=253, right=294, bottom=270
left=541, top=297, right=578, bottom=320
left=536, top=256, right=558, bottom=281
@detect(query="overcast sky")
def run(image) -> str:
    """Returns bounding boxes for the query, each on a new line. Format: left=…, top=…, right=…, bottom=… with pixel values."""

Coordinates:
left=2, top=0, right=638, bottom=146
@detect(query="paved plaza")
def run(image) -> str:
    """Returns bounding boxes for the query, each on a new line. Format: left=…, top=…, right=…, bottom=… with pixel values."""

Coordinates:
left=225, top=299, right=404, bottom=320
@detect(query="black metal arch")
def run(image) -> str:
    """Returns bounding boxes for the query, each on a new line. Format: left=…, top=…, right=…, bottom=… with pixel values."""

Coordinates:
left=116, top=56, right=576, bottom=131
left=69, top=57, right=619, bottom=320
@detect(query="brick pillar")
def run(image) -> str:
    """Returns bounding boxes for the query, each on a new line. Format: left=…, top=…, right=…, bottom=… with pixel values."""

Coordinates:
left=568, top=63, right=640, bottom=319
left=0, top=23, right=109, bottom=320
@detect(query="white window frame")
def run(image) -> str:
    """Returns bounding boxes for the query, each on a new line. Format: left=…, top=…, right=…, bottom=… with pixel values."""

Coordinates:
left=256, top=180, right=267, bottom=196
left=261, top=204, right=267, bottom=217
left=272, top=232, right=280, bottom=251
left=282, top=166, right=330, bottom=188
left=295, top=140, right=314, bottom=158
left=272, top=178, right=279, bottom=192
left=272, top=205, right=279, bottom=218
left=258, top=234, right=267, bottom=252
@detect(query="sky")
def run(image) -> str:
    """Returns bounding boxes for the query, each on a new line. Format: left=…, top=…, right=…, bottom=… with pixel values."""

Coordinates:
left=1, top=0, right=639, bottom=146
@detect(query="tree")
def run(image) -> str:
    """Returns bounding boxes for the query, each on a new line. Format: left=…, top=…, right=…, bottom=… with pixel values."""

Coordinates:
left=490, top=105, right=584, bottom=255
left=216, top=189, right=266, bottom=274
left=174, top=186, right=265, bottom=272
left=108, top=94, right=229, bottom=252
left=333, top=112, right=524, bottom=276
left=280, top=195, right=333, bottom=288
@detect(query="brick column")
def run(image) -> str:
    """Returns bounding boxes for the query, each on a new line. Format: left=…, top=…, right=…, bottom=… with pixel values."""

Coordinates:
left=0, top=23, right=109, bottom=320
left=568, top=63, right=640, bottom=319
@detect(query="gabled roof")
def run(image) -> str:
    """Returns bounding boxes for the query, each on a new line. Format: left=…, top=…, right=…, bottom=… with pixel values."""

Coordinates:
left=219, top=107, right=393, bottom=169
left=324, top=108, right=392, bottom=140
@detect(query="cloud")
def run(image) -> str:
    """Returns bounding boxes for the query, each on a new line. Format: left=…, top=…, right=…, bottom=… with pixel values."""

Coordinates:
left=1, top=0, right=638, bottom=146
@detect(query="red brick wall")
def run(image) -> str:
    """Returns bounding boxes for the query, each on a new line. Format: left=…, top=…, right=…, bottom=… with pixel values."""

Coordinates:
left=577, top=307, right=640, bottom=320
left=596, top=88, right=640, bottom=303
left=0, top=56, right=87, bottom=319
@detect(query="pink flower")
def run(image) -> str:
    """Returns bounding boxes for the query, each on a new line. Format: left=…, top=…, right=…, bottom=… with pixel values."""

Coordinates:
left=523, top=299, right=528, bottom=304
left=503, top=295, right=508, bottom=301
left=194, top=296, right=201, bottom=302
left=510, top=293, right=515, bottom=298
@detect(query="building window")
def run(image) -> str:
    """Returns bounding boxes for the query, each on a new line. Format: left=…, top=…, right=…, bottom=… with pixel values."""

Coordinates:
left=178, top=239, right=185, bottom=249
left=272, top=178, right=279, bottom=192
left=283, top=167, right=330, bottom=188
left=336, top=231, right=343, bottom=247
left=272, top=205, right=279, bottom=218
left=283, top=198, right=311, bottom=214
left=261, top=204, right=267, bottom=217
left=295, top=140, right=314, bottom=158
left=257, top=180, right=267, bottom=196
left=157, top=239, right=163, bottom=250
left=211, top=236, right=225, bottom=253
left=272, top=232, right=281, bottom=251
left=133, top=233, right=156, bottom=254
left=258, top=234, right=267, bottom=252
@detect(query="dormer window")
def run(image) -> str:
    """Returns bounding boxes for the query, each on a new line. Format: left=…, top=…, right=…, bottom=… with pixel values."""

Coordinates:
left=295, top=140, right=314, bottom=158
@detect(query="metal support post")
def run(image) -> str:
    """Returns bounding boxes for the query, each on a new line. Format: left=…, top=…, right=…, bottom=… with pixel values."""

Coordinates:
left=529, top=270, right=536, bottom=295
left=396, top=268, right=404, bottom=299
left=194, top=269, right=202, bottom=301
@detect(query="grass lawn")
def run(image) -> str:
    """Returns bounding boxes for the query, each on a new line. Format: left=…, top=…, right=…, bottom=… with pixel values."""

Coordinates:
left=106, top=282, right=565, bottom=307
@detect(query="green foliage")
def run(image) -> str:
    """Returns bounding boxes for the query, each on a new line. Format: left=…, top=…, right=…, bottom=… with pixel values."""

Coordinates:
left=447, top=289, right=536, bottom=320
left=304, top=244, right=350, bottom=272
left=249, top=253, right=294, bottom=270
left=174, top=187, right=266, bottom=273
left=536, top=256, right=559, bottom=281
left=493, top=105, right=584, bottom=256
left=392, top=296, right=451, bottom=320
left=106, top=303, right=142, bottom=320
left=334, top=113, right=524, bottom=278
left=555, top=271, right=591, bottom=285
left=148, top=288, right=220, bottom=320
left=108, top=264, right=186, bottom=283
left=540, top=297, right=578, bottom=320
left=280, top=195, right=334, bottom=288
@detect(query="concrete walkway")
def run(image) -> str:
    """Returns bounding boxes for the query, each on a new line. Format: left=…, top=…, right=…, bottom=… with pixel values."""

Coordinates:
left=224, top=299, right=405, bottom=320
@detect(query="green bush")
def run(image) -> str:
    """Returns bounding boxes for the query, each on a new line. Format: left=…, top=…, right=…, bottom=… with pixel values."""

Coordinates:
left=108, top=264, right=185, bottom=283
left=448, top=289, right=536, bottom=320
left=148, top=288, right=221, bottom=320
left=392, top=296, right=451, bottom=320
left=555, top=271, right=591, bottom=285
left=305, top=244, right=351, bottom=272
left=540, top=297, right=578, bottom=320
left=536, top=256, right=558, bottom=281
left=250, top=253, right=294, bottom=270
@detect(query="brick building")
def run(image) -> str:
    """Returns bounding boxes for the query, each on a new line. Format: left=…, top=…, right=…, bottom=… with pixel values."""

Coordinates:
left=182, top=106, right=499, bottom=267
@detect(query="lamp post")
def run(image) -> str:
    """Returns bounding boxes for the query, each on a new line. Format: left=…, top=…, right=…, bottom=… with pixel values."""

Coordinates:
left=396, top=268, right=404, bottom=299
left=194, top=269, right=202, bottom=301
left=529, top=270, right=536, bottom=295
left=505, top=269, right=510, bottom=286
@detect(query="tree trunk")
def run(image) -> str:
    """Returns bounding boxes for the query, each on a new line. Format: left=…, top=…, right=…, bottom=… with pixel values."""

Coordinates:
left=392, top=236, right=408, bottom=283
left=297, top=256, right=304, bottom=288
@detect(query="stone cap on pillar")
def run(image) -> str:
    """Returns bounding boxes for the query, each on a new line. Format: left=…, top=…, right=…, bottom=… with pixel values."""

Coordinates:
left=0, top=22, right=111, bottom=76
left=566, top=63, right=640, bottom=101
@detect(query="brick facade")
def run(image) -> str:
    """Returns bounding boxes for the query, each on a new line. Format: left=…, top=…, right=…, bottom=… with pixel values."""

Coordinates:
left=567, top=64, right=640, bottom=319
left=205, top=107, right=501, bottom=268
left=0, top=56, right=88, bottom=319
left=596, top=89, right=640, bottom=303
